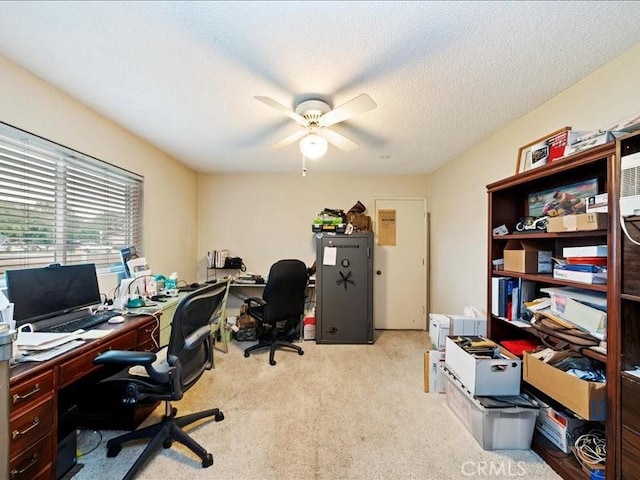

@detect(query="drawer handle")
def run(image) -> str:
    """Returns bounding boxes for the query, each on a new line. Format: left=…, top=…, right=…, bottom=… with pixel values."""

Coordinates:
left=12, top=384, right=40, bottom=405
left=10, top=454, right=39, bottom=479
left=12, top=417, right=40, bottom=439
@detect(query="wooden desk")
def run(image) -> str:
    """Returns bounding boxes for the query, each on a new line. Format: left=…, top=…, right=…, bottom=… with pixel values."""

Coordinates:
left=8, top=314, right=159, bottom=480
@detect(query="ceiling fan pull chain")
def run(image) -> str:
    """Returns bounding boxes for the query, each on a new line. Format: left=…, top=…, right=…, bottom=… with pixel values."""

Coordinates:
left=302, top=154, right=307, bottom=177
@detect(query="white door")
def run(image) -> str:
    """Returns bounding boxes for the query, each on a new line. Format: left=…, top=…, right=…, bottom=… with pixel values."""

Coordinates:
left=374, top=198, right=427, bottom=329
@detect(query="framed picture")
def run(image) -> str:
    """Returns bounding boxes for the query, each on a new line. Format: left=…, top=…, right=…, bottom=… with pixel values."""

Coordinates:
left=527, top=178, right=599, bottom=218
left=516, top=126, right=571, bottom=174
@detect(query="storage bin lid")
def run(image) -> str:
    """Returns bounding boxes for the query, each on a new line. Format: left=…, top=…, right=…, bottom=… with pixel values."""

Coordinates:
left=475, top=395, right=539, bottom=409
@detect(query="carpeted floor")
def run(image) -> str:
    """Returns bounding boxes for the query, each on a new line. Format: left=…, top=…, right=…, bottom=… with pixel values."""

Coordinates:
left=73, top=330, right=562, bottom=480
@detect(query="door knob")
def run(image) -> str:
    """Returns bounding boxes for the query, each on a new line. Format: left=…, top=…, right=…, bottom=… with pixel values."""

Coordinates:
left=376, top=270, right=382, bottom=275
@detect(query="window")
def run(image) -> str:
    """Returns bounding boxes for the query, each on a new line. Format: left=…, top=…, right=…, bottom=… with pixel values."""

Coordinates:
left=0, top=122, right=143, bottom=274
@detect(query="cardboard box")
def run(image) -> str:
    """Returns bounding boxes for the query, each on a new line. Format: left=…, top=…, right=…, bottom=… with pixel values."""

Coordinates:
left=523, top=352, right=606, bottom=420
left=430, top=314, right=487, bottom=350
left=424, top=350, right=446, bottom=393
left=450, top=315, right=487, bottom=337
left=547, top=213, right=608, bottom=233
left=445, top=336, right=522, bottom=396
left=529, top=394, right=586, bottom=454
left=429, top=313, right=450, bottom=350
left=503, top=240, right=552, bottom=273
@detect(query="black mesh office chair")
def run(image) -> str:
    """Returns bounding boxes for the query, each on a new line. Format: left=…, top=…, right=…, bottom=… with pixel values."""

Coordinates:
left=93, top=283, right=228, bottom=480
left=243, top=259, right=308, bottom=366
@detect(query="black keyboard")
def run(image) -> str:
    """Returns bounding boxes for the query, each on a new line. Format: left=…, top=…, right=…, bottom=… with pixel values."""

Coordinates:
left=45, top=310, right=121, bottom=333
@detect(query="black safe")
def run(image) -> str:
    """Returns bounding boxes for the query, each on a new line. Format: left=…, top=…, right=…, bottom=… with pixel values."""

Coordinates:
left=315, top=232, right=374, bottom=344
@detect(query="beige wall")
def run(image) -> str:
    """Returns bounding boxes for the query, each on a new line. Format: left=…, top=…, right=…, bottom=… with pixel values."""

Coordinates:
left=429, top=42, right=640, bottom=315
left=0, top=55, right=199, bottom=293
left=197, top=173, right=429, bottom=280
left=5, top=37, right=640, bottom=315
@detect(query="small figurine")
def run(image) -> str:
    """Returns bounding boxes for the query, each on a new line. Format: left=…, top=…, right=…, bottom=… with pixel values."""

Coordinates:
left=515, top=215, right=548, bottom=232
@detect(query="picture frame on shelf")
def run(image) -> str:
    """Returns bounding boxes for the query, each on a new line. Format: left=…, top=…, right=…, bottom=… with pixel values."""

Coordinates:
left=527, top=178, right=599, bottom=218
left=516, top=126, right=571, bottom=174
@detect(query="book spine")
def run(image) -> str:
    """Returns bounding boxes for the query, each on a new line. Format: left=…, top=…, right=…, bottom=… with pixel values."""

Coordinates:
left=505, top=278, right=518, bottom=320
left=498, top=278, right=507, bottom=317
left=556, top=264, right=604, bottom=273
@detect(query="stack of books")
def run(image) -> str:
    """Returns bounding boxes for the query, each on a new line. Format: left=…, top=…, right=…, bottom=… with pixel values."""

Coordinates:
left=554, top=245, right=607, bottom=284
left=491, top=277, right=536, bottom=322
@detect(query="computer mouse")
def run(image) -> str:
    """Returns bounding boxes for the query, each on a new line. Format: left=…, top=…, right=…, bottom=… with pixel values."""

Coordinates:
left=107, top=315, right=126, bottom=324
left=190, top=282, right=200, bottom=288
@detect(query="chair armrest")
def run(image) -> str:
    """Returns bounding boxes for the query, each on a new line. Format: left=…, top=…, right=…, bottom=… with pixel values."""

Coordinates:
left=244, top=297, right=266, bottom=307
left=93, top=350, right=156, bottom=367
left=184, top=325, right=211, bottom=350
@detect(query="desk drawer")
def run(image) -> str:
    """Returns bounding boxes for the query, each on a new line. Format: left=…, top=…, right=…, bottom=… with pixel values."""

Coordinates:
left=10, top=395, right=55, bottom=457
left=138, top=337, right=157, bottom=353
left=10, top=369, right=55, bottom=415
left=137, top=318, right=160, bottom=349
left=10, top=432, right=53, bottom=480
left=59, top=330, right=136, bottom=387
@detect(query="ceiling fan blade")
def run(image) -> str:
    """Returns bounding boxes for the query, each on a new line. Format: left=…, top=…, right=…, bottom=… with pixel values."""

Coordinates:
left=319, top=93, right=377, bottom=127
left=255, top=96, right=306, bottom=126
left=272, top=129, right=307, bottom=150
left=317, top=128, right=359, bottom=152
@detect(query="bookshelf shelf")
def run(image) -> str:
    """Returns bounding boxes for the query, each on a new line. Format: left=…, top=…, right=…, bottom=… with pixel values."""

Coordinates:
left=491, top=270, right=608, bottom=292
left=493, top=230, right=608, bottom=241
left=492, top=315, right=607, bottom=363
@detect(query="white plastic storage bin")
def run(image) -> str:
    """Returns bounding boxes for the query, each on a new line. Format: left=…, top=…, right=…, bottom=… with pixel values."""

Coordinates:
left=444, top=368, right=538, bottom=450
left=445, top=336, right=521, bottom=396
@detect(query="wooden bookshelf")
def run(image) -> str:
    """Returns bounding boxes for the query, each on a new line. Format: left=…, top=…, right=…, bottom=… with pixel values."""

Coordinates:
left=486, top=140, right=621, bottom=479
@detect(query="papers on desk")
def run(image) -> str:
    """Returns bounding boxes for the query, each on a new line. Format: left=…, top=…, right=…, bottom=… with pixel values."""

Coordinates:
left=15, top=328, right=112, bottom=362
left=20, top=340, right=85, bottom=362
left=79, top=329, right=113, bottom=340
left=17, top=330, right=84, bottom=350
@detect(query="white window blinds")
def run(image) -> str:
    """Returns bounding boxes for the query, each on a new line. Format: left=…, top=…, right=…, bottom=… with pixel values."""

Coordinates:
left=0, top=122, right=143, bottom=273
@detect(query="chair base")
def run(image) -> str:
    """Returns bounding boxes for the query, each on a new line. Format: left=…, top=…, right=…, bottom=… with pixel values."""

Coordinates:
left=244, top=339, right=304, bottom=366
left=106, top=402, right=224, bottom=480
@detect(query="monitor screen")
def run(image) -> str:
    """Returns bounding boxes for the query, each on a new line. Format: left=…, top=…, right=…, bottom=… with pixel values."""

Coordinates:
left=6, top=263, right=101, bottom=326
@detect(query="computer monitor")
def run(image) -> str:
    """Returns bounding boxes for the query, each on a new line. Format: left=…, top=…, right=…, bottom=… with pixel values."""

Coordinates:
left=119, top=246, right=138, bottom=278
left=5, top=263, right=102, bottom=328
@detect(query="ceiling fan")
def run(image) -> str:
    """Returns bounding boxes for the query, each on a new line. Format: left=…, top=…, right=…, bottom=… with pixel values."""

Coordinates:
left=255, top=93, right=377, bottom=159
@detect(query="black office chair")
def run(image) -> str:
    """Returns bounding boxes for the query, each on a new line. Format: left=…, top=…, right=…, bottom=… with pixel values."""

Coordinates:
left=93, top=283, right=228, bottom=480
left=243, top=259, right=308, bottom=366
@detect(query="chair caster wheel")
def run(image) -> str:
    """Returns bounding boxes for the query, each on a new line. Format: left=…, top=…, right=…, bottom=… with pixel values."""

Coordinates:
left=163, top=438, right=173, bottom=449
left=244, top=352, right=250, bottom=358
left=298, top=350, right=304, bottom=356
left=215, top=412, right=225, bottom=422
left=269, top=359, right=276, bottom=366
left=202, top=453, right=213, bottom=468
left=107, top=445, right=122, bottom=458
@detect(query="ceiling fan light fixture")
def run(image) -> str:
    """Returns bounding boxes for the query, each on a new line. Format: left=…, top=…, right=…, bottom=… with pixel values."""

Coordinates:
left=299, top=133, right=328, bottom=159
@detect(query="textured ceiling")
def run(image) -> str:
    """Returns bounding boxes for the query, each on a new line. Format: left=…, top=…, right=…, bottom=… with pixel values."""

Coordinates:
left=1, top=1, right=640, bottom=175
